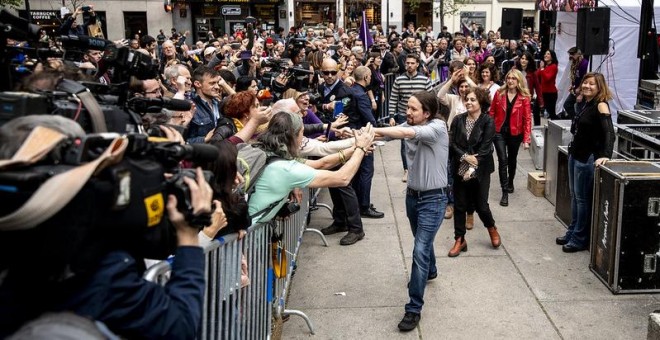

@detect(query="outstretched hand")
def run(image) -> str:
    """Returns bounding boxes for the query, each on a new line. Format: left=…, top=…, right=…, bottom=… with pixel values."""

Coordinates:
left=355, top=123, right=375, bottom=148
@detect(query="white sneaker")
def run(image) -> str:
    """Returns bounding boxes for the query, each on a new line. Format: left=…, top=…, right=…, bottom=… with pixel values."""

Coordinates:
left=402, top=170, right=408, bottom=183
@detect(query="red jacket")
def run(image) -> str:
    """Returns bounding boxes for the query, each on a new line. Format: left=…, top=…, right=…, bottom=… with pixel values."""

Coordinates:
left=524, top=70, right=544, bottom=107
left=537, top=63, right=558, bottom=94
left=489, top=90, right=532, bottom=144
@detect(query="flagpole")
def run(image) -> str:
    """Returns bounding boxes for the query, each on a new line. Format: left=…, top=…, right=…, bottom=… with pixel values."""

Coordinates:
left=362, top=11, right=367, bottom=46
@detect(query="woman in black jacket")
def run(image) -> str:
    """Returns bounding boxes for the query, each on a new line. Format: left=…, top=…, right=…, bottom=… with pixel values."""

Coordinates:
left=448, top=87, right=501, bottom=257
left=556, top=72, right=614, bottom=253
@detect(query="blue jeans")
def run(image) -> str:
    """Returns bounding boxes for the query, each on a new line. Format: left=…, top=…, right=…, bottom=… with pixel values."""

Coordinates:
left=405, top=191, right=448, bottom=314
left=565, top=154, right=594, bottom=248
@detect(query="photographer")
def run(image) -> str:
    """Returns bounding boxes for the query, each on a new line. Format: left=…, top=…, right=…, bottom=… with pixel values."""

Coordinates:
left=59, top=6, right=97, bottom=37
left=374, top=37, right=398, bottom=74
left=0, top=116, right=213, bottom=339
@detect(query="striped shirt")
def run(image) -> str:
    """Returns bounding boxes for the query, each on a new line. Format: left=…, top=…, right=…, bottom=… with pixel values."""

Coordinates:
left=388, top=72, right=433, bottom=117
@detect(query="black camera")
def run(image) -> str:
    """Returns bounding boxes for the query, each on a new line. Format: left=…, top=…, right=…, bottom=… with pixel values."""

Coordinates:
left=290, top=38, right=307, bottom=48
left=166, top=168, right=214, bottom=228
left=276, top=201, right=300, bottom=218
left=307, top=92, right=322, bottom=106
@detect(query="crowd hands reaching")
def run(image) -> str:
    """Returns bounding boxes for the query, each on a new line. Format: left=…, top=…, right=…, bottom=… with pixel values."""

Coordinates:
left=0, top=10, right=592, bottom=336
left=0, top=11, right=391, bottom=338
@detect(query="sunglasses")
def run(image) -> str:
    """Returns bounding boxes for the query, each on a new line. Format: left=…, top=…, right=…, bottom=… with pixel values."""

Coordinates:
left=322, top=70, right=338, bottom=75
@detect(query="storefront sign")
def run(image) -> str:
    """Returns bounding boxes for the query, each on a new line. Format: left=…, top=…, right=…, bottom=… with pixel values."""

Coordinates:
left=28, top=10, right=58, bottom=20
left=254, top=5, right=273, bottom=17
left=222, top=6, right=241, bottom=15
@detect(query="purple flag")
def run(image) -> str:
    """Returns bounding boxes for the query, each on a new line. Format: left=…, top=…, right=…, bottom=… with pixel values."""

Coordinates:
left=359, top=11, right=374, bottom=50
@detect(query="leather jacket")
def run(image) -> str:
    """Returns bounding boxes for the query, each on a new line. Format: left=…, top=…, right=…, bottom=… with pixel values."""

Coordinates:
left=449, top=113, right=495, bottom=179
left=489, top=91, right=532, bottom=144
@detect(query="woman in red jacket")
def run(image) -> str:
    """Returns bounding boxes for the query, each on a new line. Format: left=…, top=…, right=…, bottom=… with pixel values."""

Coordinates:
left=516, top=52, right=544, bottom=126
left=489, top=69, right=532, bottom=207
left=537, top=50, right=559, bottom=120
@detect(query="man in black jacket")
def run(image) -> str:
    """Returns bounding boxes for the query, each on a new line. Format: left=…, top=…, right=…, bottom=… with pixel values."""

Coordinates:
left=351, top=66, right=385, bottom=220
left=316, top=59, right=366, bottom=246
left=375, top=37, right=398, bottom=74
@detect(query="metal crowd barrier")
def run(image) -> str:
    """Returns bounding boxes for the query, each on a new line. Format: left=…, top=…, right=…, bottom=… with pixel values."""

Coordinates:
left=379, top=72, right=444, bottom=126
left=144, top=188, right=330, bottom=339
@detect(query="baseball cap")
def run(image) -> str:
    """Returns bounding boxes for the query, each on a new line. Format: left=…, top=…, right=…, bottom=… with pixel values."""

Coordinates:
left=204, top=47, right=216, bottom=56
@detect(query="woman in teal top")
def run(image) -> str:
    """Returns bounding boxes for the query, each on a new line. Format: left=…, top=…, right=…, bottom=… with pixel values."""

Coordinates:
left=248, top=111, right=375, bottom=223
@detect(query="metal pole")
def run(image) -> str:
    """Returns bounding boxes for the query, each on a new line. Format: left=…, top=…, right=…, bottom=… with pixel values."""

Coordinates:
left=25, top=0, right=31, bottom=23
left=386, top=0, right=389, bottom=37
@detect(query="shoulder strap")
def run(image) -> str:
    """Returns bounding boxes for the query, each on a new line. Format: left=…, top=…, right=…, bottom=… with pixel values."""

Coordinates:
left=0, top=127, right=127, bottom=231
left=247, top=155, right=285, bottom=219
left=57, top=79, right=108, bottom=133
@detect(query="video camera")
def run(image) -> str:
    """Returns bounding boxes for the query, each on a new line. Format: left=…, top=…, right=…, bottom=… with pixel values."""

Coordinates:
left=0, top=10, right=173, bottom=135
left=0, top=128, right=219, bottom=282
left=260, top=57, right=315, bottom=94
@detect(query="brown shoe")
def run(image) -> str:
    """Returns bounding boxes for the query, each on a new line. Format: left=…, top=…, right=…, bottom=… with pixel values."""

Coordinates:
left=444, top=205, right=454, bottom=219
left=448, top=237, right=468, bottom=257
left=466, top=213, right=474, bottom=230
left=487, top=226, right=501, bottom=248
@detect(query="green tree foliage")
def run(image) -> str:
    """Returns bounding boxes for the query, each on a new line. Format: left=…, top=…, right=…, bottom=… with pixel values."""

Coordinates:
left=0, top=0, right=24, bottom=8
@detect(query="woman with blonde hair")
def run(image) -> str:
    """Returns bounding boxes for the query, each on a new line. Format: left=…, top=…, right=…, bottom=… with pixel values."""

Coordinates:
left=488, top=69, right=531, bottom=207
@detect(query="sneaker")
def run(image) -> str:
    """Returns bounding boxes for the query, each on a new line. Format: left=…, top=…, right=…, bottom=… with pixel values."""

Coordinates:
left=562, top=243, right=588, bottom=253
left=339, top=231, right=365, bottom=245
left=397, top=312, right=420, bottom=332
left=402, top=170, right=408, bottom=183
left=361, top=205, right=384, bottom=218
left=321, top=224, right=347, bottom=235
left=444, top=205, right=454, bottom=219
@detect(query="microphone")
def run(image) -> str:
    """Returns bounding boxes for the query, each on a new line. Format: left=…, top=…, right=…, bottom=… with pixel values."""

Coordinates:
left=0, top=10, right=41, bottom=41
left=159, top=143, right=219, bottom=162
left=59, top=35, right=113, bottom=51
left=128, top=97, right=192, bottom=114
left=176, top=143, right=219, bottom=162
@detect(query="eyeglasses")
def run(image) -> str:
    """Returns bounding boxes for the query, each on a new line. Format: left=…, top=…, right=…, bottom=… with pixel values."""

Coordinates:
left=144, top=88, right=162, bottom=95
left=322, top=70, right=338, bottom=75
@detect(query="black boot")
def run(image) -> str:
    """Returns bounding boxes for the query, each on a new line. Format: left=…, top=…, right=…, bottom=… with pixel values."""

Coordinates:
left=506, top=182, right=514, bottom=193
left=499, top=191, right=509, bottom=207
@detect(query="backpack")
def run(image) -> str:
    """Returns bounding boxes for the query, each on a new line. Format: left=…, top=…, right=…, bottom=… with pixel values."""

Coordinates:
left=236, top=143, right=297, bottom=219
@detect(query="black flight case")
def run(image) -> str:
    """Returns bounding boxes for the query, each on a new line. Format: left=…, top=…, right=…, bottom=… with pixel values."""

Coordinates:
left=590, top=161, right=660, bottom=294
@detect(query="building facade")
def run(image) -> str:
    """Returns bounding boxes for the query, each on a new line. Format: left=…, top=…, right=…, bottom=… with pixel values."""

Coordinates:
left=17, top=0, right=536, bottom=42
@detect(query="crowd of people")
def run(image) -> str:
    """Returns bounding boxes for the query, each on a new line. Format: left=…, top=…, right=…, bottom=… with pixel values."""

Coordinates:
left=0, top=9, right=616, bottom=337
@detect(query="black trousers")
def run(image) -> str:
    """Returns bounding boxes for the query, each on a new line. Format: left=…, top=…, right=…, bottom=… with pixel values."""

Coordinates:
left=493, top=132, right=523, bottom=191
left=329, top=185, right=363, bottom=233
left=351, top=153, right=374, bottom=211
left=453, top=175, right=496, bottom=239
left=563, top=92, right=577, bottom=119
left=532, top=98, right=541, bottom=126
left=543, top=92, right=559, bottom=120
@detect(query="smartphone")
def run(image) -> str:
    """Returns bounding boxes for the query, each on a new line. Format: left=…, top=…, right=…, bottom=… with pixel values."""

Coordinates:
left=81, top=6, right=91, bottom=11
left=333, top=100, right=344, bottom=118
